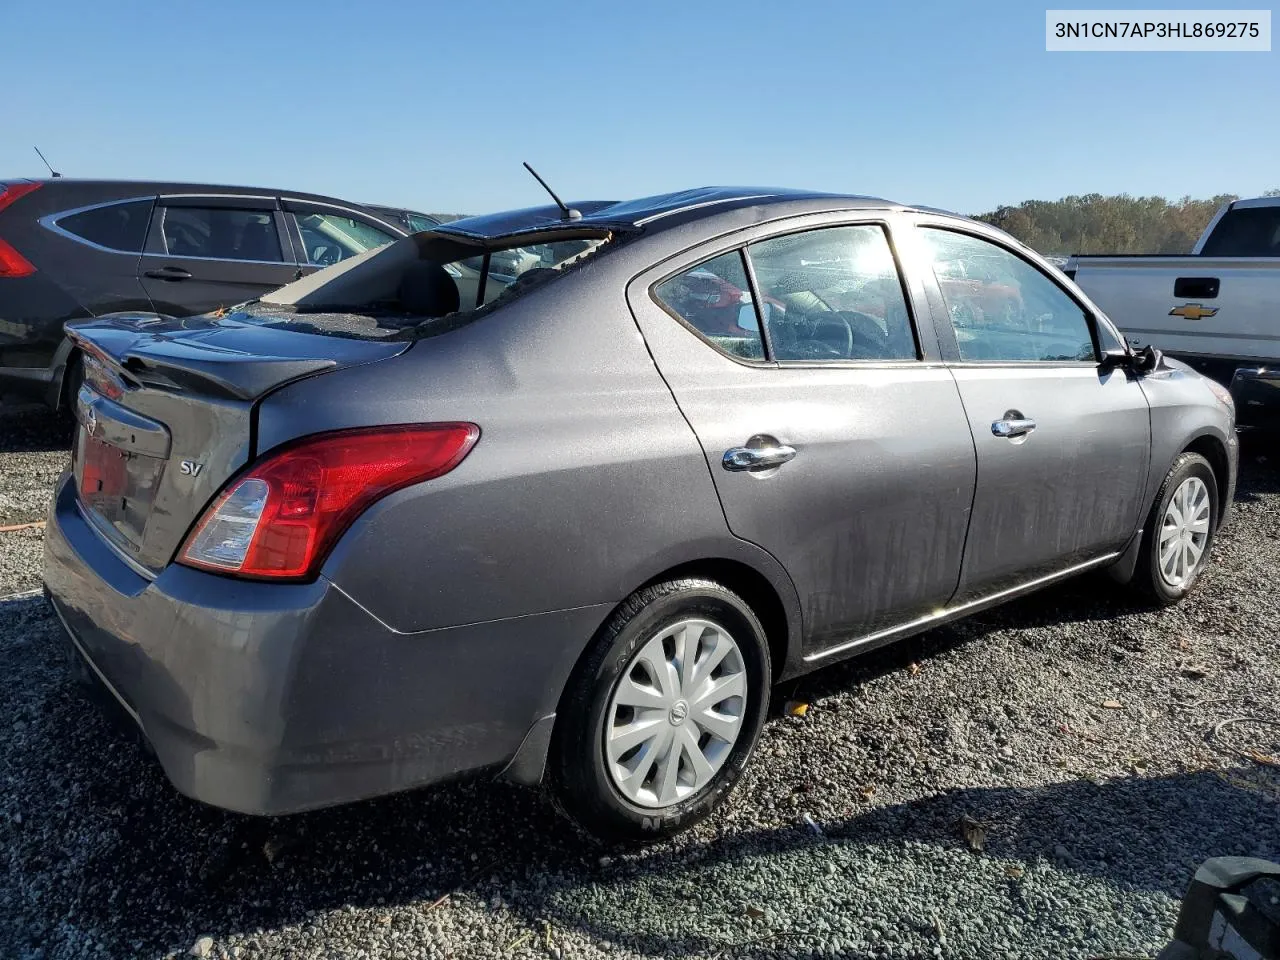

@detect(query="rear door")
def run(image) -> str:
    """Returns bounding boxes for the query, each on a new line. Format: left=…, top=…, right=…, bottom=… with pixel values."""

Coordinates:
left=138, top=194, right=298, bottom=317
left=36, top=194, right=156, bottom=315
left=627, top=215, right=977, bottom=658
left=910, top=219, right=1151, bottom=602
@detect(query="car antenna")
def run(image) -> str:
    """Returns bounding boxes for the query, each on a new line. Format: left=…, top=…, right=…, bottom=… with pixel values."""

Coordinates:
left=523, top=162, right=580, bottom=221
left=34, top=146, right=62, bottom=179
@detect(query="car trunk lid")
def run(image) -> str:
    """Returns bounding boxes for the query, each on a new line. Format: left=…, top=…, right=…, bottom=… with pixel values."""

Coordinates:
left=67, top=312, right=410, bottom=572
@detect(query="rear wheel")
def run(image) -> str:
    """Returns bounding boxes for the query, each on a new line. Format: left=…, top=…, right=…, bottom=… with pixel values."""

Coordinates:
left=549, top=579, right=771, bottom=844
left=60, top=353, right=83, bottom=418
left=1133, top=452, right=1218, bottom=605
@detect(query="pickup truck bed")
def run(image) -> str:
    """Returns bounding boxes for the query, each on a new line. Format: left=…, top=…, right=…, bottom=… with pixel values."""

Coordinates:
left=1067, top=197, right=1280, bottom=424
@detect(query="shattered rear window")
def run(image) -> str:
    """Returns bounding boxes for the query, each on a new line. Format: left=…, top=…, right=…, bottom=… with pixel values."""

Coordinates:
left=219, top=232, right=616, bottom=341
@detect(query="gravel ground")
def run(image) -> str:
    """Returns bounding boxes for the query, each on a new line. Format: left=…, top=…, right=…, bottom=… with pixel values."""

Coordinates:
left=1, top=407, right=1277, bottom=960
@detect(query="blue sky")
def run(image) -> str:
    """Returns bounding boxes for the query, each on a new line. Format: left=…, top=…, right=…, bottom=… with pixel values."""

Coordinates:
left=2, top=1, right=1276, bottom=215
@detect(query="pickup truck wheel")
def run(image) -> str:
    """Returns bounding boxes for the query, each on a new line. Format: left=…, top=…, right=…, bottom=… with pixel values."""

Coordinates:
left=548, top=579, right=771, bottom=845
left=1135, top=452, right=1218, bottom=605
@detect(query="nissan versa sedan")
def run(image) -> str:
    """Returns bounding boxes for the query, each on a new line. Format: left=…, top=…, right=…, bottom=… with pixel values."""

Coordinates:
left=43, top=187, right=1238, bottom=843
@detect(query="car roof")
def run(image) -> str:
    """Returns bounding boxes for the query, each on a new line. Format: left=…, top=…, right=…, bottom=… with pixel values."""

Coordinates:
left=7, top=177, right=383, bottom=208
left=437, top=187, right=912, bottom=240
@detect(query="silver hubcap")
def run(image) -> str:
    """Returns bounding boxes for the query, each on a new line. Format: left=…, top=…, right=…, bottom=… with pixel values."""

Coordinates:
left=604, top=619, right=747, bottom=809
left=1159, top=476, right=1211, bottom=587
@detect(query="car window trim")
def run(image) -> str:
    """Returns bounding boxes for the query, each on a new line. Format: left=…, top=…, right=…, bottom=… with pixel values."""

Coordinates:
left=914, top=221, right=1104, bottom=365
left=159, top=193, right=280, bottom=210
left=281, top=198, right=407, bottom=237
left=744, top=220, right=924, bottom=365
left=644, top=214, right=933, bottom=369
left=38, top=196, right=158, bottom=255
left=149, top=200, right=289, bottom=265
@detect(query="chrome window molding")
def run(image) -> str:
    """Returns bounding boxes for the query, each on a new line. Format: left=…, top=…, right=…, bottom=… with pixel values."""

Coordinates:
left=138, top=251, right=289, bottom=267
left=153, top=200, right=288, bottom=265
left=282, top=198, right=408, bottom=236
left=38, top=196, right=157, bottom=255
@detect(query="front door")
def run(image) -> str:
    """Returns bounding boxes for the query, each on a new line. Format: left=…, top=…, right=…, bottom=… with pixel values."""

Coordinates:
left=627, top=220, right=978, bottom=656
left=914, top=223, right=1151, bottom=601
left=138, top=196, right=298, bottom=317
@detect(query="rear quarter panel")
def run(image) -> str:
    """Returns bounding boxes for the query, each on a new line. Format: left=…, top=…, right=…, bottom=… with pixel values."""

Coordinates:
left=255, top=247, right=803, bottom=644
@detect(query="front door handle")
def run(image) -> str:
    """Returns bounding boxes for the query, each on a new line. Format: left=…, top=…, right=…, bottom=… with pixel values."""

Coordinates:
left=722, top=442, right=797, bottom=472
left=991, top=416, right=1037, bottom=439
left=143, top=266, right=192, bottom=281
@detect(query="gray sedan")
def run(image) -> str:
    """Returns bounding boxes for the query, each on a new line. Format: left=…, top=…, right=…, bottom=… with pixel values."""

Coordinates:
left=43, top=187, right=1238, bottom=843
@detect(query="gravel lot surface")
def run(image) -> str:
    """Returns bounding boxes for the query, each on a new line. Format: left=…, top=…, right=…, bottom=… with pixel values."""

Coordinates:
left=1, top=406, right=1277, bottom=960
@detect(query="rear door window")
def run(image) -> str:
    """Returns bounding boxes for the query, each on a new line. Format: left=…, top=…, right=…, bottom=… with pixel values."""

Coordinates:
left=56, top=200, right=153, bottom=252
left=746, top=225, right=918, bottom=361
left=159, top=206, right=284, bottom=262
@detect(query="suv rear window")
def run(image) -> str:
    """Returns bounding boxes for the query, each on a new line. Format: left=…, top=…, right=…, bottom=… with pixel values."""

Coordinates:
left=56, top=200, right=153, bottom=253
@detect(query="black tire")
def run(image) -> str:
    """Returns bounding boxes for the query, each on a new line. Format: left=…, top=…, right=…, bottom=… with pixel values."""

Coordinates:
left=60, top=353, right=83, bottom=419
left=1133, top=452, right=1218, bottom=605
left=549, top=578, right=772, bottom=844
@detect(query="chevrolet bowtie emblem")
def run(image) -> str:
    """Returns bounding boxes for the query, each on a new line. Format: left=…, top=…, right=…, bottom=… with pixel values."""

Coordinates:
left=1169, top=303, right=1218, bottom=320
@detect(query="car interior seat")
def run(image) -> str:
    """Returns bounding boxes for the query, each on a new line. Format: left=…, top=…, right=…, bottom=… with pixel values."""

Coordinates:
left=237, top=218, right=277, bottom=261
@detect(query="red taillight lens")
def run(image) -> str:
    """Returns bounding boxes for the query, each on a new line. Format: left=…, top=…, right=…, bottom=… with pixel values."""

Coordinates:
left=178, top=423, right=479, bottom=580
left=0, top=238, right=35, bottom=278
left=0, top=183, right=41, bottom=279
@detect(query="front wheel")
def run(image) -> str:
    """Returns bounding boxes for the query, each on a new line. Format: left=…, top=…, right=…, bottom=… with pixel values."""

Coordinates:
left=1133, top=452, right=1218, bottom=605
left=549, top=579, right=771, bottom=844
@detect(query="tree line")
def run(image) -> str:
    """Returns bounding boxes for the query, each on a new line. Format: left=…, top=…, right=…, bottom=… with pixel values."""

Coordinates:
left=972, top=190, right=1280, bottom=256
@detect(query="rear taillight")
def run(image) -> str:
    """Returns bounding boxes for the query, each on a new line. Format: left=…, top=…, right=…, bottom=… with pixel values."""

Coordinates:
left=0, top=183, right=41, bottom=278
left=0, top=238, right=35, bottom=278
left=178, top=423, right=479, bottom=581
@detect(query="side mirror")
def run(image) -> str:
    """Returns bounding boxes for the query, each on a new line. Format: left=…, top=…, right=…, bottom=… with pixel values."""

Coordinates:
left=1101, top=345, right=1162, bottom=374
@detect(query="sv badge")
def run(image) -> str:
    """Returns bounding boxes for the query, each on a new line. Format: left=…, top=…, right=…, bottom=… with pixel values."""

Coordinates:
left=180, top=460, right=204, bottom=477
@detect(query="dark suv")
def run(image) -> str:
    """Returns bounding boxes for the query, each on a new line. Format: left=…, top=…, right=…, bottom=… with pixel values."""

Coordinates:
left=0, top=179, right=408, bottom=408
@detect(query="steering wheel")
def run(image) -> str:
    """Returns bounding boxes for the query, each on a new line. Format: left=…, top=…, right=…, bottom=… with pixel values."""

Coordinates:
left=840, top=310, right=898, bottom=359
left=312, top=244, right=342, bottom=267
left=811, top=314, right=854, bottom=358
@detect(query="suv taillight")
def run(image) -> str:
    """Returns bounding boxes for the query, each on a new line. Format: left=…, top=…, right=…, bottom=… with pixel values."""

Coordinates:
left=0, top=182, right=42, bottom=279
left=178, top=423, right=479, bottom=581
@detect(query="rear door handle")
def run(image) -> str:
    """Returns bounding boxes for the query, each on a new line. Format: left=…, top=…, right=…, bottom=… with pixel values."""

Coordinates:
left=991, top=417, right=1036, bottom=439
left=722, top=442, right=797, bottom=471
left=143, top=266, right=192, bottom=281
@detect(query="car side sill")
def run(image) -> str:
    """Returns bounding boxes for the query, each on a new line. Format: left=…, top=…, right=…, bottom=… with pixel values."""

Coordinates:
left=803, top=551, right=1121, bottom=664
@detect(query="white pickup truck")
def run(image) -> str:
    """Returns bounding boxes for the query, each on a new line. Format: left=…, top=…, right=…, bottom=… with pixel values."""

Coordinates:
left=1066, top=196, right=1280, bottom=423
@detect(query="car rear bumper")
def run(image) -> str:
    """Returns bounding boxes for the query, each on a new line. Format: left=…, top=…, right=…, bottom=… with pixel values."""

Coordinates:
left=43, top=471, right=608, bottom=815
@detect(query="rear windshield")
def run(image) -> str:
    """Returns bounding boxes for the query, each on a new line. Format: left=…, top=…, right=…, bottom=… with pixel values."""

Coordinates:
left=238, top=231, right=613, bottom=340
left=1200, top=206, right=1280, bottom=257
